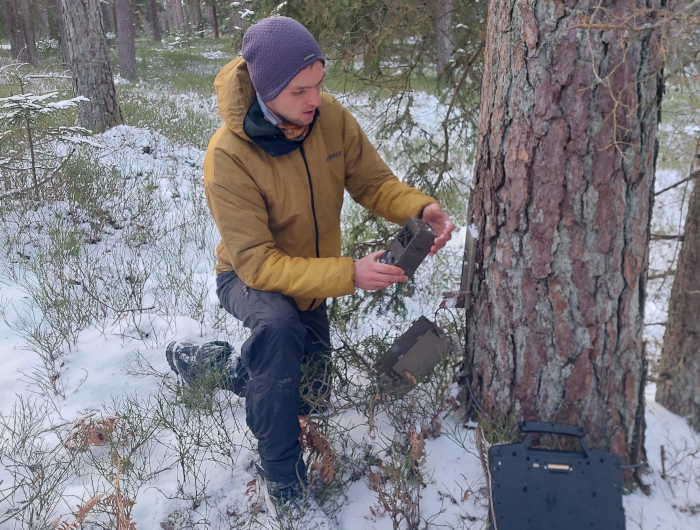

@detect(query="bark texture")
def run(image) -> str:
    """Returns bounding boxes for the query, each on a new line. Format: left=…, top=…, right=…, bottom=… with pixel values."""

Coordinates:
left=656, top=174, right=700, bottom=430
left=5, top=0, right=26, bottom=62
left=62, top=0, right=122, bottom=132
left=435, top=0, right=453, bottom=76
left=211, top=0, right=218, bottom=39
left=101, top=0, right=115, bottom=45
left=114, top=0, right=137, bottom=80
left=149, top=0, right=161, bottom=41
left=465, top=0, right=663, bottom=472
left=54, top=0, right=69, bottom=64
left=16, top=0, right=37, bottom=64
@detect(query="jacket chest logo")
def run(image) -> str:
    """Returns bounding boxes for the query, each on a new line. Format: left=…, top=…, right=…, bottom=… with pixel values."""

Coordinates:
left=326, top=151, right=342, bottom=162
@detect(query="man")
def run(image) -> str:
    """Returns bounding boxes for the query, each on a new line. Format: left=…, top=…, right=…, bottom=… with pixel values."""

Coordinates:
left=201, top=16, right=455, bottom=529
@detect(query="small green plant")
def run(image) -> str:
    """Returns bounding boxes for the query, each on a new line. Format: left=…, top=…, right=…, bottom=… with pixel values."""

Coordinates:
left=0, top=63, right=91, bottom=202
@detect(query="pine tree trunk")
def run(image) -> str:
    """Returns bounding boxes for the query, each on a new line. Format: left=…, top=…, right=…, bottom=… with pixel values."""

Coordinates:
left=5, top=0, right=26, bottom=62
left=54, top=0, right=69, bottom=64
left=656, top=163, right=700, bottom=430
left=61, top=0, right=122, bottom=132
left=174, top=0, right=184, bottom=33
left=435, top=0, right=452, bottom=76
left=101, top=0, right=115, bottom=45
left=464, top=0, right=663, bottom=478
left=17, top=0, right=37, bottom=64
left=114, top=0, right=137, bottom=80
left=149, top=0, right=161, bottom=41
left=163, top=0, right=171, bottom=35
left=39, top=1, right=51, bottom=37
left=211, top=0, right=218, bottom=39
left=194, top=0, right=202, bottom=36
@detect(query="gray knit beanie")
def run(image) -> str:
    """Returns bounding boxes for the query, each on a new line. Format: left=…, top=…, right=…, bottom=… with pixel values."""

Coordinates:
left=241, top=17, right=325, bottom=102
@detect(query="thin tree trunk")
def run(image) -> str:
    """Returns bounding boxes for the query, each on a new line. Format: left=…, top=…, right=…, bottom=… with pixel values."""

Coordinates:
left=114, top=0, right=137, bottom=80
left=61, top=0, right=122, bottom=132
left=17, top=0, right=37, bottom=64
left=54, top=0, right=69, bottom=64
left=656, top=153, right=700, bottom=431
left=101, top=0, right=115, bottom=45
left=211, top=0, right=218, bottom=39
left=464, top=0, right=663, bottom=481
left=435, top=0, right=452, bottom=76
left=39, top=1, right=51, bottom=37
left=194, top=0, right=203, bottom=37
left=174, top=0, right=184, bottom=34
left=149, top=0, right=161, bottom=41
left=164, top=0, right=171, bottom=35
left=5, top=0, right=26, bottom=61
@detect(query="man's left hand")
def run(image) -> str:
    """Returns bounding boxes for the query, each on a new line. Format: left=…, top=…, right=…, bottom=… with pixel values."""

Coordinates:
left=421, top=203, right=456, bottom=256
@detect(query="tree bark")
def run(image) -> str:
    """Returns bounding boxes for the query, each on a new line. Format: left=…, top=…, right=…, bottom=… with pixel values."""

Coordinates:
left=114, top=0, right=137, bottom=80
left=101, top=0, right=115, bottom=45
left=163, top=0, right=171, bottom=35
left=39, top=1, right=51, bottom=38
left=435, top=0, right=453, bottom=76
left=16, top=0, right=37, bottom=64
left=656, top=162, right=700, bottom=430
left=54, top=0, right=69, bottom=64
left=211, top=0, right=218, bottom=39
left=173, top=0, right=184, bottom=34
left=61, top=0, right=122, bottom=132
left=465, top=0, right=663, bottom=478
left=5, top=0, right=26, bottom=62
left=149, top=0, right=161, bottom=41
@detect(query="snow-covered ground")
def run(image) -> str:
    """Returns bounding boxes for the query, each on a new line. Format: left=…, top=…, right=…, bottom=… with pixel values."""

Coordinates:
left=0, top=66, right=698, bottom=529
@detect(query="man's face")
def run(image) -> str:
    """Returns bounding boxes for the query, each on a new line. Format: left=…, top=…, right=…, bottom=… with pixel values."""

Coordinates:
left=266, top=61, right=325, bottom=126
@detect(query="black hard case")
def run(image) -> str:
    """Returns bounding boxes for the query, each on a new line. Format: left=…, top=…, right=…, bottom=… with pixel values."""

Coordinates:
left=488, top=422, right=626, bottom=530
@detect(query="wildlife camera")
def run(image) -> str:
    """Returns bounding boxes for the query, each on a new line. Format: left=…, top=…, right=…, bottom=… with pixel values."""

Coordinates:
left=374, top=316, right=449, bottom=398
left=378, top=217, right=435, bottom=278
left=488, top=421, right=626, bottom=530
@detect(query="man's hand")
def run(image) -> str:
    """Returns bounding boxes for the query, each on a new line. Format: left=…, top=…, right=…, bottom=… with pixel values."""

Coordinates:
left=354, top=250, right=408, bottom=291
left=422, top=203, right=456, bottom=256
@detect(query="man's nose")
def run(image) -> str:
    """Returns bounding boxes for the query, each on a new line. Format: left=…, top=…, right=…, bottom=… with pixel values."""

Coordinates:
left=308, top=90, right=322, bottom=108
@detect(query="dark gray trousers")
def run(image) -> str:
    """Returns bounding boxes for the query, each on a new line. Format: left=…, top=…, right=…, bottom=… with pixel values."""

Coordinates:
left=216, top=270, right=331, bottom=484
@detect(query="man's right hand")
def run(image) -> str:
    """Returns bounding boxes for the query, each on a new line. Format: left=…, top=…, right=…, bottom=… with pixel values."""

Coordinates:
left=353, top=250, right=409, bottom=291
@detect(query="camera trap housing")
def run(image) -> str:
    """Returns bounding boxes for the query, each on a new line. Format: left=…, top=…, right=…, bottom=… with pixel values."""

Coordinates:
left=374, top=316, right=449, bottom=398
left=379, top=217, right=435, bottom=278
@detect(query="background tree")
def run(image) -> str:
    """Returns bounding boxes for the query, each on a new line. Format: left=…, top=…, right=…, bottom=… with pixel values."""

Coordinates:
left=54, top=0, right=69, bottom=63
left=656, top=146, right=700, bottom=430
left=434, top=0, right=453, bottom=77
left=463, top=0, right=664, bottom=478
left=210, top=0, right=218, bottom=38
left=101, top=0, right=116, bottom=45
left=4, top=0, right=26, bottom=62
left=114, top=0, right=137, bottom=80
left=16, top=0, right=36, bottom=64
left=148, top=0, right=160, bottom=41
left=61, top=0, right=122, bottom=132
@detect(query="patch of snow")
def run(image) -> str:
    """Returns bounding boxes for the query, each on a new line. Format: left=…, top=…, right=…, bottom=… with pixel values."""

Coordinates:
left=202, top=50, right=226, bottom=60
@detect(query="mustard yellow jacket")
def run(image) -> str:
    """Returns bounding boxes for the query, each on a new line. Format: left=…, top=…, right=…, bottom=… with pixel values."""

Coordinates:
left=203, top=58, right=436, bottom=311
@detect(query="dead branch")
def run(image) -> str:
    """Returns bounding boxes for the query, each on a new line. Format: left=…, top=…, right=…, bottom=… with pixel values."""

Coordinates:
left=651, top=233, right=684, bottom=241
left=655, top=170, right=700, bottom=197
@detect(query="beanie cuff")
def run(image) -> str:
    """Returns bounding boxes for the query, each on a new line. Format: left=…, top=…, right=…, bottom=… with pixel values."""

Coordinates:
left=258, top=57, right=325, bottom=102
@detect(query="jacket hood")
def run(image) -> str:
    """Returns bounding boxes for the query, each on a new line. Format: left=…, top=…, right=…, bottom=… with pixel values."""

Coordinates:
left=214, top=57, right=256, bottom=140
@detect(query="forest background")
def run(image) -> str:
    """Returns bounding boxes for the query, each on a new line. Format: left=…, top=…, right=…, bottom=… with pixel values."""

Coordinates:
left=0, top=1, right=699, bottom=529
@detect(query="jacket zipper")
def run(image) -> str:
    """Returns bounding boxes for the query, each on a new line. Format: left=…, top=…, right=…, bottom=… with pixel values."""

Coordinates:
left=299, top=144, right=319, bottom=311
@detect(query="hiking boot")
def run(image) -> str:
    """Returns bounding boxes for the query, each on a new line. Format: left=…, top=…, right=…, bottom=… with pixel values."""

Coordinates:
left=166, top=340, right=249, bottom=397
left=261, top=476, right=337, bottom=530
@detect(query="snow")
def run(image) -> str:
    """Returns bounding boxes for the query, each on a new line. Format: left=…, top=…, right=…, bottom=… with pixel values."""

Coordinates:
left=0, top=79, right=698, bottom=530
left=202, top=51, right=226, bottom=60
